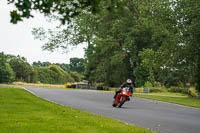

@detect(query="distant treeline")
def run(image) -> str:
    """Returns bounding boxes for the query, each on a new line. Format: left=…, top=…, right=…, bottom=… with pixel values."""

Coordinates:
left=0, top=52, right=84, bottom=84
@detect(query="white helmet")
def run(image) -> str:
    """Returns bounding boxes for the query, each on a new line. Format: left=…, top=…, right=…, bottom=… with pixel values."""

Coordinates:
left=127, top=79, right=132, bottom=84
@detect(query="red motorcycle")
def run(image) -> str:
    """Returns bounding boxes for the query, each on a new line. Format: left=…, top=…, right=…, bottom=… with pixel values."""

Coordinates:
left=112, top=87, right=132, bottom=108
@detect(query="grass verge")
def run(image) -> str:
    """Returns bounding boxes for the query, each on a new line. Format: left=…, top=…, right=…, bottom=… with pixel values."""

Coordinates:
left=0, top=86, right=154, bottom=133
left=134, top=92, right=200, bottom=108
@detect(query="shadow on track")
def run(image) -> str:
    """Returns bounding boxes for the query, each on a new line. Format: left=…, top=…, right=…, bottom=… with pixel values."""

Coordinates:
left=110, top=106, right=137, bottom=110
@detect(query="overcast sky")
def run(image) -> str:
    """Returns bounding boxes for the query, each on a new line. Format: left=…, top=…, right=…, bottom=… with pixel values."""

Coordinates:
left=0, top=1, right=86, bottom=64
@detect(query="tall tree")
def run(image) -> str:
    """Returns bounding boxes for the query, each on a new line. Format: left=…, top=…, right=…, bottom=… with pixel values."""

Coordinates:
left=8, top=55, right=33, bottom=82
left=12, top=0, right=199, bottom=92
left=176, top=0, right=200, bottom=97
left=31, top=0, right=180, bottom=87
left=0, top=52, right=15, bottom=83
left=69, top=58, right=85, bottom=73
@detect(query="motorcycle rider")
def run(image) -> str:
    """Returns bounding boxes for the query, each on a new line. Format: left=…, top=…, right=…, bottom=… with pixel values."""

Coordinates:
left=113, top=79, right=134, bottom=99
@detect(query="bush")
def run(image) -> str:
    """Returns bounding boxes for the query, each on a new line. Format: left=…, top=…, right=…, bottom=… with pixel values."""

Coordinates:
left=134, top=88, right=144, bottom=93
left=143, top=81, right=166, bottom=93
left=8, top=56, right=32, bottom=82
left=149, top=87, right=166, bottom=93
left=188, top=88, right=197, bottom=97
left=65, top=72, right=75, bottom=83
left=36, top=67, right=54, bottom=84
left=168, top=86, right=188, bottom=94
left=70, top=72, right=83, bottom=82
left=144, top=81, right=153, bottom=88
left=153, top=81, right=162, bottom=87
left=0, top=62, right=15, bottom=83
left=103, top=86, right=110, bottom=91
left=29, top=68, right=38, bottom=83
left=48, top=65, right=75, bottom=83
left=36, top=65, right=74, bottom=84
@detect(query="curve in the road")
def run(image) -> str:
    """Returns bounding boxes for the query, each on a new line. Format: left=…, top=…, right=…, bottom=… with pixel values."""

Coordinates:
left=23, top=87, right=200, bottom=133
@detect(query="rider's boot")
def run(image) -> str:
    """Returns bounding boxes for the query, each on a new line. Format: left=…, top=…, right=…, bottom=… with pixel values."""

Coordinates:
left=113, top=92, right=118, bottom=99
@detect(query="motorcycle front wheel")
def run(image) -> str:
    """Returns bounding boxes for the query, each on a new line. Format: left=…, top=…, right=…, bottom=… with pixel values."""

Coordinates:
left=118, top=97, right=126, bottom=108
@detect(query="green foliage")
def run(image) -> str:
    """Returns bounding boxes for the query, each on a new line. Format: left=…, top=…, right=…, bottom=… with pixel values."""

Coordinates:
left=144, top=81, right=153, bottom=88
left=0, top=62, right=15, bottom=83
left=10, top=10, right=22, bottom=24
left=0, top=52, right=86, bottom=84
left=32, top=60, right=83, bottom=73
left=48, top=65, right=66, bottom=83
left=134, top=92, right=200, bottom=108
left=133, top=64, right=149, bottom=87
left=139, top=49, right=157, bottom=85
left=144, top=81, right=165, bottom=93
left=149, top=88, right=166, bottom=93
left=188, top=88, right=198, bottom=97
left=36, top=67, right=54, bottom=84
left=29, top=68, right=38, bottom=83
left=70, top=72, right=84, bottom=82
left=176, top=0, right=200, bottom=94
left=32, top=61, right=51, bottom=67
left=55, top=63, right=70, bottom=72
left=69, top=58, right=85, bottom=73
left=30, top=0, right=182, bottom=87
left=8, top=55, right=33, bottom=82
left=36, top=65, right=74, bottom=84
left=168, top=87, right=188, bottom=94
left=0, top=52, right=15, bottom=83
left=153, top=81, right=162, bottom=87
left=32, top=59, right=85, bottom=84
left=8, top=0, right=127, bottom=24
left=8, top=0, right=200, bottom=92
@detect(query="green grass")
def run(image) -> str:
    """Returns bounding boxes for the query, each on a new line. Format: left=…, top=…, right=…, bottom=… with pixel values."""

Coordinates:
left=134, top=92, right=200, bottom=108
left=0, top=86, right=154, bottom=133
left=1, top=83, right=72, bottom=90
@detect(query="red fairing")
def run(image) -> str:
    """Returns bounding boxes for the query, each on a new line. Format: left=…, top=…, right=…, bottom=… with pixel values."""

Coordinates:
left=114, top=88, right=132, bottom=106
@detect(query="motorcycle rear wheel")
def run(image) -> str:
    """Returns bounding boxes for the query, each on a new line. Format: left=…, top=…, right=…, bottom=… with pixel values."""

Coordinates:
left=112, top=103, right=117, bottom=107
left=112, top=100, right=117, bottom=107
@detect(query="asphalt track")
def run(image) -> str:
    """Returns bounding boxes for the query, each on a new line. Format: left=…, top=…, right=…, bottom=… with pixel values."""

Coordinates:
left=24, top=87, right=200, bottom=133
